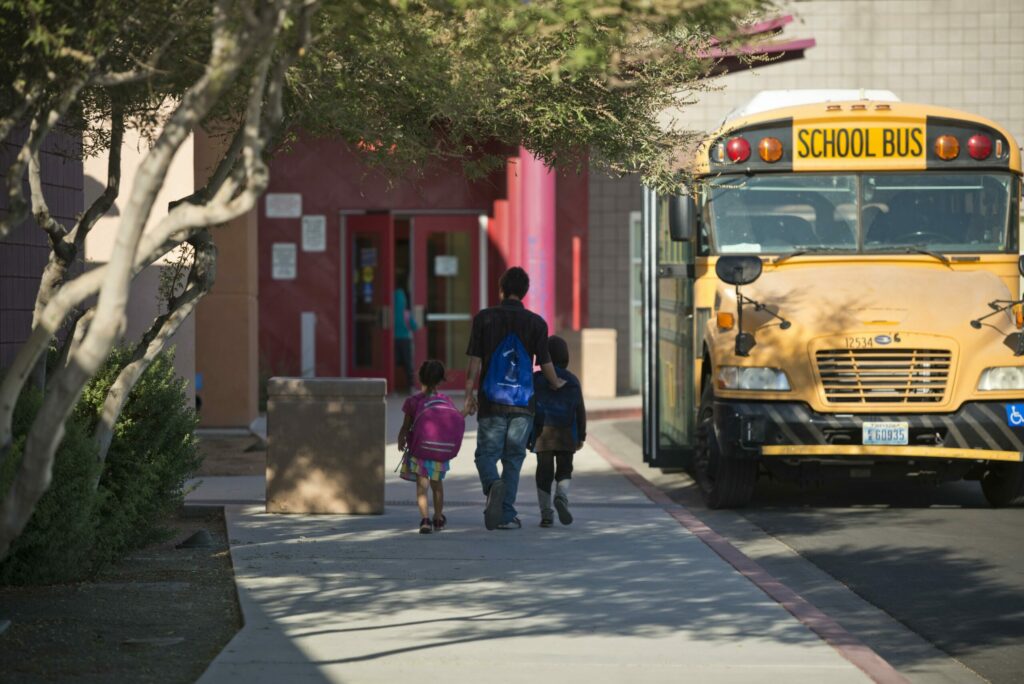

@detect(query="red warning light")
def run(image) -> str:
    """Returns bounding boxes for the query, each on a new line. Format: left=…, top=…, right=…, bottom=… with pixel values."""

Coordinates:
left=726, top=137, right=751, bottom=163
left=967, top=134, right=992, bottom=160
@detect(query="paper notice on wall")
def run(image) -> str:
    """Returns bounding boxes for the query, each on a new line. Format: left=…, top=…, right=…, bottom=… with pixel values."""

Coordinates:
left=360, top=247, right=378, bottom=267
left=272, top=243, right=297, bottom=280
left=301, top=215, right=326, bottom=252
left=435, top=255, right=458, bottom=277
left=265, top=193, right=302, bottom=218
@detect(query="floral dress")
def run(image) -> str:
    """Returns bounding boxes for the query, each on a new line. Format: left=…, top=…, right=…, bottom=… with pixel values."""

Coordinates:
left=399, top=392, right=452, bottom=482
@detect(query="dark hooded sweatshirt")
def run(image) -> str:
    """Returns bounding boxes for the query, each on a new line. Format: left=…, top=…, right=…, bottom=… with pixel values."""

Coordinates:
left=530, top=366, right=586, bottom=452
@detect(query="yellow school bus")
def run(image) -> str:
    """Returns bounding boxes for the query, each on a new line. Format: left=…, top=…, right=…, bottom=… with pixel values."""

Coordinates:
left=642, top=93, right=1024, bottom=508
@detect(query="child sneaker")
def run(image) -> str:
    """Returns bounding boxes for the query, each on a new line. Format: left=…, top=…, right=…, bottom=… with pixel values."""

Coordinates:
left=419, top=518, right=432, bottom=534
left=496, top=517, right=522, bottom=530
left=433, top=514, right=447, bottom=531
left=539, top=515, right=553, bottom=528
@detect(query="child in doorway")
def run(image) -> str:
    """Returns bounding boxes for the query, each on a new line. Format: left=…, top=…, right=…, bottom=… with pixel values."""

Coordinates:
left=530, top=335, right=586, bottom=527
left=398, top=360, right=466, bottom=534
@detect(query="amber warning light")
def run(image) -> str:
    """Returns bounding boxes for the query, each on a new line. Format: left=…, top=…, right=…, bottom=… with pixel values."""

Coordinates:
left=934, top=135, right=960, bottom=160
left=758, top=137, right=783, bottom=163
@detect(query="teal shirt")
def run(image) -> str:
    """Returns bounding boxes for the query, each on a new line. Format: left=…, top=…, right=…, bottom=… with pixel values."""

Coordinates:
left=394, top=289, right=417, bottom=339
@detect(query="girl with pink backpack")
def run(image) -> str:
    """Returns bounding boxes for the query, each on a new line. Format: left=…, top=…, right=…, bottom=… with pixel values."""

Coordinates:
left=397, top=360, right=466, bottom=533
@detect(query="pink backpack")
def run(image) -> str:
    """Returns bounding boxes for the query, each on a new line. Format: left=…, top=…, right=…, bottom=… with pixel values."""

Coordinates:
left=408, top=393, right=465, bottom=462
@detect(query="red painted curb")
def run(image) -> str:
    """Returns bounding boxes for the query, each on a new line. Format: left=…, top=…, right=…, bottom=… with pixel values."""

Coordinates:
left=588, top=433, right=909, bottom=684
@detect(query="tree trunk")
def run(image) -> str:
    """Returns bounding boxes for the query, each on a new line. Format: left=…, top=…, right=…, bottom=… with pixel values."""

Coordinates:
left=56, top=308, right=95, bottom=372
left=0, top=1, right=270, bottom=561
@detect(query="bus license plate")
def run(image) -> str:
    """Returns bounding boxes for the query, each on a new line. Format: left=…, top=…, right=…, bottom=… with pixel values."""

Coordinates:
left=862, top=422, right=909, bottom=446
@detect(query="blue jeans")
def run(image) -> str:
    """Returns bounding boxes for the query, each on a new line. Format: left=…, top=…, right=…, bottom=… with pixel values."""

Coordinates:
left=475, top=414, right=532, bottom=523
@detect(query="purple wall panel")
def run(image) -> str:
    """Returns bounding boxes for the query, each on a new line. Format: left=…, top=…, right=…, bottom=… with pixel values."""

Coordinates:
left=0, top=125, right=83, bottom=370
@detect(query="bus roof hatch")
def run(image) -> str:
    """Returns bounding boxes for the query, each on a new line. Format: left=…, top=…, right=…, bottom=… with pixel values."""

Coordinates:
left=723, top=89, right=901, bottom=125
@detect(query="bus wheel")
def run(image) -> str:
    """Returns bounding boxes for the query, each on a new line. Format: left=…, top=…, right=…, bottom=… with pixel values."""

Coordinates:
left=694, top=384, right=757, bottom=509
left=980, top=463, right=1024, bottom=508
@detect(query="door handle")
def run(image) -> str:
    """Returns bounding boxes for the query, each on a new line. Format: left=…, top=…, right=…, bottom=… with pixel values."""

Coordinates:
left=380, top=305, right=391, bottom=330
left=413, top=305, right=425, bottom=329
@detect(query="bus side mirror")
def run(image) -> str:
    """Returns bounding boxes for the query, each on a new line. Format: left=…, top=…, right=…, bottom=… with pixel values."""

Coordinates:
left=1017, top=254, right=1024, bottom=276
left=715, top=255, right=763, bottom=285
left=668, top=195, right=697, bottom=242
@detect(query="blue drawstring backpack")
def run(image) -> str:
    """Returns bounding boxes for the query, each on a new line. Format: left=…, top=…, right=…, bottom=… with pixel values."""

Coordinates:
left=482, top=333, right=534, bottom=407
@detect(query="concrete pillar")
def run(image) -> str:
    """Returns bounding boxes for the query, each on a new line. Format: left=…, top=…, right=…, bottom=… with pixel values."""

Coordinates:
left=265, top=378, right=386, bottom=514
left=518, top=148, right=556, bottom=327
left=562, top=328, right=618, bottom=398
left=193, top=128, right=259, bottom=427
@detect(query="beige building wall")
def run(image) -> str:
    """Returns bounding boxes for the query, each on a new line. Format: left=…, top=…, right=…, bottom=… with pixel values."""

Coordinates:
left=83, top=126, right=196, bottom=407
left=193, top=128, right=260, bottom=428
left=589, top=0, right=1024, bottom=395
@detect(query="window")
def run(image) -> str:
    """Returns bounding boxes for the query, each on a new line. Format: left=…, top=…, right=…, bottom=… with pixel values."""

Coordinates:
left=704, top=172, right=1014, bottom=255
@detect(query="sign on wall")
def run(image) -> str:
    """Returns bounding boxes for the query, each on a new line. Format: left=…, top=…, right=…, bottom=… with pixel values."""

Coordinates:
left=302, top=215, right=327, bottom=252
left=434, top=255, right=458, bottom=277
left=265, top=193, right=302, bottom=218
left=272, top=243, right=297, bottom=280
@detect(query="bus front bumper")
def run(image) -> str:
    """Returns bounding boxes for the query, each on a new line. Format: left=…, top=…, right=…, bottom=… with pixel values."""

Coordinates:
left=714, top=400, right=1024, bottom=463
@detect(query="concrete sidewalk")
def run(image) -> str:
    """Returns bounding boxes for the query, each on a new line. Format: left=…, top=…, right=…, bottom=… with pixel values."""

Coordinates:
left=190, top=427, right=887, bottom=684
left=238, top=391, right=639, bottom=446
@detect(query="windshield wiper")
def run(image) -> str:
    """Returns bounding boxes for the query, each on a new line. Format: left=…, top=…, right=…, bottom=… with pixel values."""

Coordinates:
left=867, top=246, right=950, bottom=264
left=773, top=246, right=852, bottom=265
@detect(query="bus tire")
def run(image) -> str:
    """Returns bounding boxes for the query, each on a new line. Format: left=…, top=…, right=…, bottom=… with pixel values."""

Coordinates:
left=694, top=384, right=757, bottom=509
left=980, top=462, right=1024, bottom=508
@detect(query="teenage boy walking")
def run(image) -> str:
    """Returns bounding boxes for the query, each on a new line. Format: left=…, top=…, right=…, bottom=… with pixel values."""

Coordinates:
left=464, top=267, right=565, bottom=530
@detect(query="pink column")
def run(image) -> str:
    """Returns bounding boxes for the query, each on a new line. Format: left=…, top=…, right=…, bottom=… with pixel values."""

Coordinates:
left=518, top=147, right=556, bottom=328
left=505, top=156, right=522, bottom=269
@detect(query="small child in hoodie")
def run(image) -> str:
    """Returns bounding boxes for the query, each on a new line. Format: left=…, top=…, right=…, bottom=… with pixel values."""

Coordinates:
left=529, top=335, right=586, bottom=527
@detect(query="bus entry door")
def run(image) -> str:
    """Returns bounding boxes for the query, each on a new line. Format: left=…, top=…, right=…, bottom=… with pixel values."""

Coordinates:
left=642, top=189, right=697, bottom=469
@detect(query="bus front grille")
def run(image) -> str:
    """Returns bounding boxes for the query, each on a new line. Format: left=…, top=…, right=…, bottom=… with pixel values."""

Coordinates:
left=815, top=348, right=952, bottom=404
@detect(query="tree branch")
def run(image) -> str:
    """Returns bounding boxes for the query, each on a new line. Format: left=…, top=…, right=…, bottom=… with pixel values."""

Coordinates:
left=93, top=231, right=216, bottom=468
left=0, top=81, right=43, bottom=149
left=1, top=74, right=91, bottom=241
left=75, top=104, right=125, bottom=252
left=92, top=30, right=179, bottom=87
left=171, top=121, right=245, bottom=209
left=28, top=129, right=70, bottom=251
left=32, top=104, right=124, bottom=332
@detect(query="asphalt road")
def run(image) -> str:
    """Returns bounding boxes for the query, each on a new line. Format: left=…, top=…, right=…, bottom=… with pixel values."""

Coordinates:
left=608, top=420, right=1024, bottom=684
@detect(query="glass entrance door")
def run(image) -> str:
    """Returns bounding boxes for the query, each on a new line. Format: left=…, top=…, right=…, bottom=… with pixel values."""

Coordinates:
left=346, top=214, right=394, bottom=386
left=411, top=215, right=480, bottom=390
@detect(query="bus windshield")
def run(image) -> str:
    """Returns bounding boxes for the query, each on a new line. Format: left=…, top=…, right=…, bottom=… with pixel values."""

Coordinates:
left=705, top=172, right=1014, bottom=255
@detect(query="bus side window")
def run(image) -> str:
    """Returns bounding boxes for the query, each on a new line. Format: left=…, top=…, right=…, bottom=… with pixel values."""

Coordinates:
left=699, top=192, right=712, bottom=256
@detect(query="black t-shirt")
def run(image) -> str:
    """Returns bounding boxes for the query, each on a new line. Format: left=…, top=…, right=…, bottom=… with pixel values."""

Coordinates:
left=466, top=299, right=551, bottom=417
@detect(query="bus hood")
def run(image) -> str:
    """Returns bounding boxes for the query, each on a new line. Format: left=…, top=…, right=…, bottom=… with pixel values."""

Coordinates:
left=720, top=262, right=1014, bottom=337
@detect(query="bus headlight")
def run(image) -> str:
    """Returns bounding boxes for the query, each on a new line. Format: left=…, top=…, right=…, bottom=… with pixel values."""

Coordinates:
left=717, top=366, right=791, bottom=391
left=977, top=367, right=1024, bottom=391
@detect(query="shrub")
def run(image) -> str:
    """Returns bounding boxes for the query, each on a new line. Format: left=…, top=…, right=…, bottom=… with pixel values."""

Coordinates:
left=77, top=347, right=201, bottom=561
left=0, top=387, right=102, bottom=585
left=0, top=347, right=200, bottom=584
